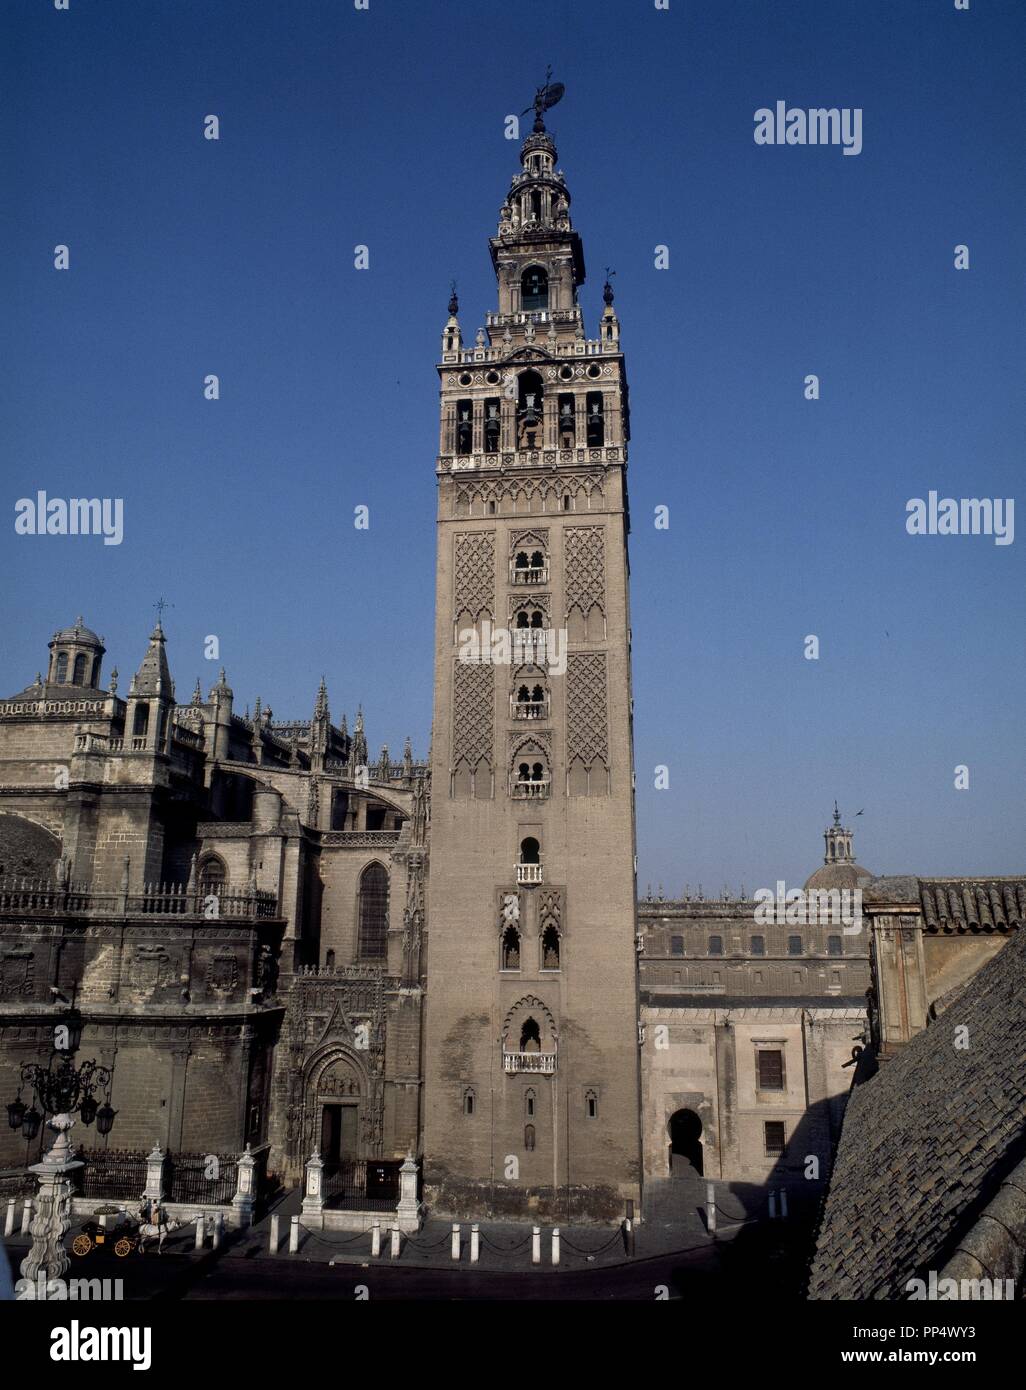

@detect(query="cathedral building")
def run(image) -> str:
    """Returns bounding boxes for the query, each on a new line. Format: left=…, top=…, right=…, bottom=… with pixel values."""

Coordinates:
left=0, top=616, right=428, bottom=1187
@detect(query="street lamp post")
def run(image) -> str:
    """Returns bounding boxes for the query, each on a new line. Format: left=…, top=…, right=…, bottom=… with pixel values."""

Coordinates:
left=6, top=1025, right=115, bottom=1287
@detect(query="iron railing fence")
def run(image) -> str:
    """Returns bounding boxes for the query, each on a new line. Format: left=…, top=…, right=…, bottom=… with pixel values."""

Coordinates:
left=322, top=1158, right=401, bottom=1211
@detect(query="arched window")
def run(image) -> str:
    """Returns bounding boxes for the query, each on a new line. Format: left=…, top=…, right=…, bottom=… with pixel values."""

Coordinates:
left=521, top=265, right=548, bottom=310
left=520, top=837, right=540, bottom=864
left=198, top=855, right=227, bottom=899
left=585, top=1090, right=598, bottom=1119
left=708, top=935, right=723, bottom=956
left=541, top=925, right=560, bottom=970
left=90, top=655, right=102, bottom=687
left=501, top=926, right=521, bottom=970
left=519, top=1017, right=541, bottom=1053
left=525, top=1089, right=536, bottom=1119
left=72, top=653, right=87, bottom=685
left=358, top=862, right=389, bottom=959
left=132, top=703, right=150, bottom=737
left=55, top=652, right=68, bottom=683
left=325, top=949, right=336, bottom=971
left=463, top=1088, right=475, bottom=1116
left=524, top=1123, right=536, bottom=1151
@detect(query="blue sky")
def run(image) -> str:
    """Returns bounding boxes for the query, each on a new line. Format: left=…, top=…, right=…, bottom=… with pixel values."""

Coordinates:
left=2, top=0, right=1023, bottom=891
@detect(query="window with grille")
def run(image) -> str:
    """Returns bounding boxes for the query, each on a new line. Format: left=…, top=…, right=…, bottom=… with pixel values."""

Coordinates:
left=764, top=1121, right=786, bottom=1156
left=358, top=863, right=389, bottom=959
left=757, top=1049, right=784, bottom=1091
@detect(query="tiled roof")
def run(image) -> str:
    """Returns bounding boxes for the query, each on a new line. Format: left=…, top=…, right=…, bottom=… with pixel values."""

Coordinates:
left=807, top=926, right=1026, bottom=1299
left=918, top=877, right=1026, bottom=933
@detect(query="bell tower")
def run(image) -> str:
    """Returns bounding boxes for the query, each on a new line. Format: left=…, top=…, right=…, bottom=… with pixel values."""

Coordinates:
left=423, top=86, right=642, bottom=1220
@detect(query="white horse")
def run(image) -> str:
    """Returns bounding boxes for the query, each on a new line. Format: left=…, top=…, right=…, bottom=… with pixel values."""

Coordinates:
left=136, top=1211, right=183, bottom=1255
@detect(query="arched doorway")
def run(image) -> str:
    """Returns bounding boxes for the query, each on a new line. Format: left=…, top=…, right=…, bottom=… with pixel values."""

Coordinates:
left=668, top=1108, right=704, bottom=1176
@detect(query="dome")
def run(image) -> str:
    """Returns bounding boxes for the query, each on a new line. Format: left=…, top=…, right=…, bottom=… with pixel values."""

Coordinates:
left=804, top=862, right=874, bottom=892
left=51, top=616, right=103, bottom=647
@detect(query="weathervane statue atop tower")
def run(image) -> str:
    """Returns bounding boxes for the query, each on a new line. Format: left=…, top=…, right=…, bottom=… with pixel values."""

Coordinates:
left=522, top=67, right=565, bottom=132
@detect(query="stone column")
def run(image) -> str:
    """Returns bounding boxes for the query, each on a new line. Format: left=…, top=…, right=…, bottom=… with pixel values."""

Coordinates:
left=232, top=1143, right=257, bottom=1228
left=20, top=1114, right=84, bottom=1286
left=395, top=1151, right=421, bottom=1233
left=301, top=1150, right=325, bottom=1229
left=142, top=1144, right=166, bottom=1210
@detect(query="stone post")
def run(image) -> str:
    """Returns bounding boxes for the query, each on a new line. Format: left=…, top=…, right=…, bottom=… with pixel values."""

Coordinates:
left=194, top=1215, right=205, bottom=1249
left=288, top=1214, right=299, bottom=1253
left=232, top=1143, right=257, bottom=1228
left=269, top=1214, right=280, bottom=1253
left=551, top=1228, right=560, bottom=1266
left=371, top=1220, right=381, bottom=1257
left=389, top=1225, right=401, bottom=1259
left=20, top=1114, right=84, bottom=1286
left=395, top=1150, right=422, bottom=1234
left=301, top=1150, right=325, bottom=1230
left=706, top=1181, right=716, bottom=1236
left=142, top=1144, right=166, bottom=1207
left=4, top=1199, right=15, bottom=1238
left=531, top=1225, right=541, bottom=1264
left=470, top=1223, right=479, bottom=1263
left=450, top=1223, right=460, bottom=1260
left=20, top=1200, right=33, bottom=1235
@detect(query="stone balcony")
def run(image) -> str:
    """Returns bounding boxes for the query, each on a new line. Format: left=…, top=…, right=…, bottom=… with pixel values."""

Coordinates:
left=502, top=1051, right=557, bottom=1075
left=516, top=863, right=543, bottom=886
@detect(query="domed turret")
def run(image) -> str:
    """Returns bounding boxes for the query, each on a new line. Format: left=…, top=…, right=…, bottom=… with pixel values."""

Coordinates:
left=805, top=802, right=873, bottom=891
left=46, top=616, right=106, bottom=689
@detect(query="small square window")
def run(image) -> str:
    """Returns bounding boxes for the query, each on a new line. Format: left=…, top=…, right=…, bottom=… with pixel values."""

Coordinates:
left=670, top=935, right=684, bottom=957
left=787, top=935, right=802, bottom=956
left=750, top=935, right=765, bottom=956
left=764, top=1121, right=786, bottom=1156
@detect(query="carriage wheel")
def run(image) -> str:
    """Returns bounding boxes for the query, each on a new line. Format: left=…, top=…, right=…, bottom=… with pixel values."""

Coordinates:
left=72, top=1234, right=92, bottom=1257
left=114, top=1237, right=133, bottom=1258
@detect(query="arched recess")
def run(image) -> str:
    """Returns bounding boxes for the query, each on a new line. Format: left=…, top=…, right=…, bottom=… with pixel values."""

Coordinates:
left=510, top=737, right=550, bottom=800
left=502, top=995, right=558, bottom=1055
left=668, top=1108, right=704, bottom=1176
left=303, top=1046, right=371, bottom=1170
left=0, top=813, right=62, bottom=881
left=197, top=853, right=228, bottom=897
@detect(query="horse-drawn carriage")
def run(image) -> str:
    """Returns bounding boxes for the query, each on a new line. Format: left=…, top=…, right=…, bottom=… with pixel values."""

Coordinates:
left=70, top=1202, right=183, bottom=1257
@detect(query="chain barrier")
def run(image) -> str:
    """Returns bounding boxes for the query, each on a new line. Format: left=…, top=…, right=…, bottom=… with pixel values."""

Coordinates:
left=558, top=1228, right=624, bottom=1257
left=477, top=1231, right=534, bottom=1255
left=401, top=1231, right=453, bottom=1252
left=296, top=1225, right=373, bottom=1248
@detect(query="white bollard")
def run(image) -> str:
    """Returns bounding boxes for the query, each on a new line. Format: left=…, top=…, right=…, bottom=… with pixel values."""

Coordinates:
left=551, top=1228, right=560, bottom=1266
left=389, top=1225, right=401, bottom=1259
left=451, top=1223, right=461, bottom=1260
left=470, top=1223, right=479, bottom=1264
left=769, top=1190, right=777, bottom=1220
left=269, top=1213, right=280, bottom=1254
left=195, top=1215, right=205, bottom=1249
left=706, top=1181, right=716, bottom=1235
left=780, top=1188, right=788, bottom=1219
left=531, top=1225, right=541, bottom=1265
left=21, top=1199, right=32, bottom=1235
left=4, top=1200, right=15, bottom=1238
left=289, top=1214, right=300, bottom=1254
left=212, top=1212, right=223, bottom=1249
left=371, top=1220, right=381, bottom=1257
